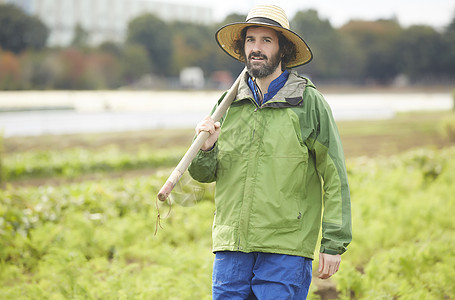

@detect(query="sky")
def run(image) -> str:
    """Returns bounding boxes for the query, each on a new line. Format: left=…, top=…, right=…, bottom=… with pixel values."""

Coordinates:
left=167, top=0, right=455, bottom=29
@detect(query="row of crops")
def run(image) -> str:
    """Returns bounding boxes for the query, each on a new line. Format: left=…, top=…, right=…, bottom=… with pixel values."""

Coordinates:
left=1, top=136, right=454, bottom=299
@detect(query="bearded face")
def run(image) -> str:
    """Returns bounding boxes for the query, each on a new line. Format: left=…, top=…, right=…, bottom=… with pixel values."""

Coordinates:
left=244, top=27, right=282, bottom=79
left=246, top=50, right=282, bottom=79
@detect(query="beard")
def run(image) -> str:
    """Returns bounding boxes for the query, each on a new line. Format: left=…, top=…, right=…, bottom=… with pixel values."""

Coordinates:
left=246, top=50, right=282, bottom=79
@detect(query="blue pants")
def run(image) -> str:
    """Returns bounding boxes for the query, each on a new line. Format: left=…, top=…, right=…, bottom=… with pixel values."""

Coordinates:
left=212, top=251, right=312, bottom=300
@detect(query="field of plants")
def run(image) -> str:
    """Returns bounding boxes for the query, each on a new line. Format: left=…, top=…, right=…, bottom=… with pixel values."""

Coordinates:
left=1, top=111, right=455, bottom=299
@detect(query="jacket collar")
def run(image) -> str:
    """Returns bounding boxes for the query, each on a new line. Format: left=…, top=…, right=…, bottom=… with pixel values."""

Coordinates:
left=235, top=69, right=312, bottom=107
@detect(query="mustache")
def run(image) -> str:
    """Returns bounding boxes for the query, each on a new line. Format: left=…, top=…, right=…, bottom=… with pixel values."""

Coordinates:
left=248, top=52, right=268, bottom=60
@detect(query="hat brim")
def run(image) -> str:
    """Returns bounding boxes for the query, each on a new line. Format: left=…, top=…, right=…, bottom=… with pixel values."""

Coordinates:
left=215, top=21, right=313, bottom=68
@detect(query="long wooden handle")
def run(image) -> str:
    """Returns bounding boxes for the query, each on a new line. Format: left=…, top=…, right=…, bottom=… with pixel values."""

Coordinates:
left=157, top=68, right=246, bottom=201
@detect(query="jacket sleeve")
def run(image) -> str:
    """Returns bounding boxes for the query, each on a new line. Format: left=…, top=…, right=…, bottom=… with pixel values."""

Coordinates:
left=188, top=92, right=228, bottom=183
left=307, top=88, right=352, bottom=255
left=188, top=145, right=218, bottom=183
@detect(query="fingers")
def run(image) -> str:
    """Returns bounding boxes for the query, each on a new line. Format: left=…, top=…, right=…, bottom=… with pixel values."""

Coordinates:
left=196, top=116, right=221, bottom=151
left=196, top=116, right=220, bottom=135
left=318, top=253, right=341, bottom=279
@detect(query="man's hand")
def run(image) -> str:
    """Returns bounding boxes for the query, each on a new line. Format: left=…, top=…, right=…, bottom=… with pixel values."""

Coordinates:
left=318, top=253, right=341, bottom=279
left=196, top=116, right=221, bottom=151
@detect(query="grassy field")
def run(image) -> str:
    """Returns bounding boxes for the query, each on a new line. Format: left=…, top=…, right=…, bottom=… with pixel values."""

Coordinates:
left=4, top=110, right=453, bottom=156
left=2, top=111, right=452, bottom=189
left=1, top=110, right=455, bottom=299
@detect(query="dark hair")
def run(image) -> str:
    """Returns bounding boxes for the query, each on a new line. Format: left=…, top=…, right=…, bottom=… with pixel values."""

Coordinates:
left=233, top=26, right=297, bottom=70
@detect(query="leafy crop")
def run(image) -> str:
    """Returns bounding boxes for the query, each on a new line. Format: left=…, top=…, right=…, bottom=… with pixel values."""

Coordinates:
left=3, top=146, right=185, bottom=181
left=337, top=147, right=455, bottom=299
left=1, top=145, right=455, bottom=299
left=0, top=173, right=214, bottom=299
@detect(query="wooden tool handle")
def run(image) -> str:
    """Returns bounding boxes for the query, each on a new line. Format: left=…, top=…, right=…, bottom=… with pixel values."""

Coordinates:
left=157, top=68, right=246, bottom=201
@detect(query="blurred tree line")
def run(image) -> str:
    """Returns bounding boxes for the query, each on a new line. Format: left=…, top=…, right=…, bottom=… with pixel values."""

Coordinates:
left=0, top=3, right=454, bottom=90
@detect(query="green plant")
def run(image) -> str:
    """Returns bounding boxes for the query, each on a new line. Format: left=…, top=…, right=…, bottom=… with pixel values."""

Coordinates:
left=0, top=132, right=3, bottom=183
left=439, top=113, right=455, bottom=142
left=2, top=146, right=185, bottom=182
left=2, top=144, right=455, bottom=299
left=452, top=88, right=455, bottom=111
left=337, top=147, right=455, bottom=299
left=0, top=172, right=214, bottom=299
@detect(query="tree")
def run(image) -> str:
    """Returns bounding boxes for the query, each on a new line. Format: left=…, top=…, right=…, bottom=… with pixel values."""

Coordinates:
left=441, top=12, right=455, bottom=78
left=170, top=13, right=246, bottom=78
left=170, top=21, right=217, bottom=76
left=211, top=14, right=247, bottom=78
left=396, top=25, right=447, bottom=81
left=126, top=14, right=172, bottom=75
left=0, top=50, right=21, bottom=89
left=340, top=19, right=402, bottom=84
left=98, top=41, right=123, bottom=57
left=71, top=24, right=90, bottom=48
left=291, top=10, right=345, bottom=81
left=121, top=44, right=152, bottom=84
left=0, top=4, right=48, bottom=53
left=217, top=13, right=246, bottom=26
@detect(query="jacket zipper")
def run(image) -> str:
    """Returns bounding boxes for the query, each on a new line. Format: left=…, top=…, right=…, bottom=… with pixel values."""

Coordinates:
left=252, top=97, right=260, bottom=140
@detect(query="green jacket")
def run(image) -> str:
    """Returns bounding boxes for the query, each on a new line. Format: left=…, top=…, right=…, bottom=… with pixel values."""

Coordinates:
left=188, top=70, right=351, bottom=259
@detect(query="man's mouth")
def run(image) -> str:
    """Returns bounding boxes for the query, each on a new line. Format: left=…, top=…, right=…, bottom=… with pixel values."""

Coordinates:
left=249, top=53, right=267, bottom=62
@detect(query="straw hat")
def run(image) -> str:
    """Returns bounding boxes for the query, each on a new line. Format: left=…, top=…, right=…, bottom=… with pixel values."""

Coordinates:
left=215, top=5, right=313, bottom=68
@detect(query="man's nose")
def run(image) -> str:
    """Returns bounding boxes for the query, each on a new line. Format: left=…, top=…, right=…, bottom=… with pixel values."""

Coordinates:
left=252, top=41, right=262, bottom=52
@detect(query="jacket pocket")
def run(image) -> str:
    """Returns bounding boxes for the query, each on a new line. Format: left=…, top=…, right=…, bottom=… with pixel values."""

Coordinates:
left=250, top=155, right=308, bottom=230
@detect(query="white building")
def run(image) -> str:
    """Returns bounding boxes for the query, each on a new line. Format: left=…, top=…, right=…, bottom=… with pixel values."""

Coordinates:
left=1, top=0, right=213, bottom=46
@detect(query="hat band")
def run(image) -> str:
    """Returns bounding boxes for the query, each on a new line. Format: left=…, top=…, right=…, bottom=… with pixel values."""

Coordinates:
left=247, top=17, right=283, bottom=28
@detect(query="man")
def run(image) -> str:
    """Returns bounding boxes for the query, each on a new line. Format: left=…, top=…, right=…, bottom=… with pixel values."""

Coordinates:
left=188, top=5, right=351, bottom=299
